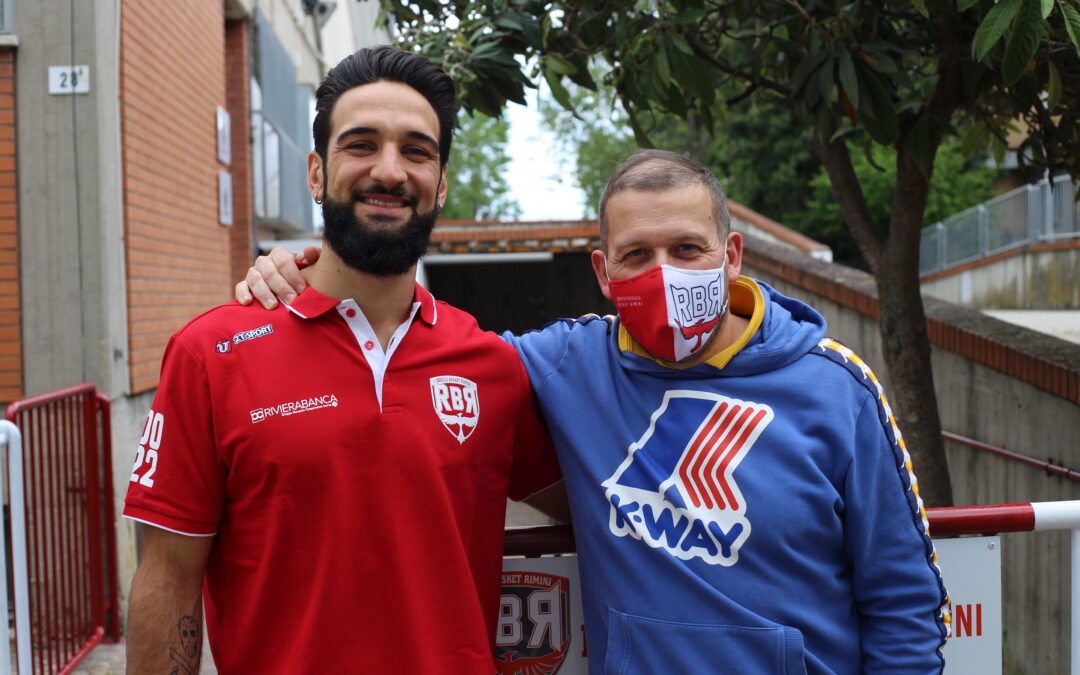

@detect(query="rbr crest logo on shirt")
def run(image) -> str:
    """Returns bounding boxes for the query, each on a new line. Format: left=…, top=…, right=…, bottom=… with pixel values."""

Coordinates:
left=603, top=390, right=773, bottom=566
left=496, top=571, right=571, bottom=675
left=429, top=375, right=479, bottom=444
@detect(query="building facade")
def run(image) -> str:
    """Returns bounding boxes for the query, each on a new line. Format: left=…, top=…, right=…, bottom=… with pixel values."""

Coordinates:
left=3, top=0, right=385, bottom=627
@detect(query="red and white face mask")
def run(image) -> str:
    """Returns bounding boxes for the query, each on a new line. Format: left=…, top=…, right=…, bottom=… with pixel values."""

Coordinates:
left=607, top=261, right=729, bottom=362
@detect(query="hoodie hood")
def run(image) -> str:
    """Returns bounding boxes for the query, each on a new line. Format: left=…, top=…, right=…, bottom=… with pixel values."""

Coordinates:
left=617, top=277, right=827, bottom=378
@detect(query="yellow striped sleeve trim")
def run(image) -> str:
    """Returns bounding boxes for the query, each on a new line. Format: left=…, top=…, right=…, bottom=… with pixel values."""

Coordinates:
left=817, top=338, right=952, bottom=636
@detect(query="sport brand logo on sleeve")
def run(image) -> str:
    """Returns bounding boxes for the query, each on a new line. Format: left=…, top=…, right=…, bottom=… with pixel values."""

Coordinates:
left=602, top=390, right=773, bottom=566
left=429, top=375, right=479, bottom=444
left=216, top=323, right=274, bottom=354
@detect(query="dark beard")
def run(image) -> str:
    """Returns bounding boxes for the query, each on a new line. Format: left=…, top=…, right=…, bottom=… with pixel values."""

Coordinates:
left=321, top=193, right=437, bottom=277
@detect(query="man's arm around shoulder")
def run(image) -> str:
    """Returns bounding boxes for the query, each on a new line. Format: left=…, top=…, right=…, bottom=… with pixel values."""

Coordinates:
left=127, top=525, right=213, bottom=674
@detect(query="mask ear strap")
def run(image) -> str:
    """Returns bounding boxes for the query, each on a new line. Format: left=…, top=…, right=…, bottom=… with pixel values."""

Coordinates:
left=720, top=251, right=731, bottom=315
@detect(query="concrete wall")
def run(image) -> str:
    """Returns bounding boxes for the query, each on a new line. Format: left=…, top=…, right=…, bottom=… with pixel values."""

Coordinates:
left=922, top=240, right=1080, bottom=309
left=110, top=388, right=156, bottom=627
left=743, top=235, right=1080, bottom=675
left=14, top=0, right=129, bottom=400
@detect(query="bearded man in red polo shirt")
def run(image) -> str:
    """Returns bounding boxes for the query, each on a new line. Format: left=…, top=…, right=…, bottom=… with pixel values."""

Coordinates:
left=124, top=46, right=562, bottom=674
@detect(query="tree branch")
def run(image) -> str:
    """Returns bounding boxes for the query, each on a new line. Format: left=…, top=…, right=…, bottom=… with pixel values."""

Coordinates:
left=725, top=82, right=761, bottom=106
left=1031, top=95, right=1060, bottom=176
left=812, top=132, right=885, bottom=274
left=680, top=31, right=791, bottom=98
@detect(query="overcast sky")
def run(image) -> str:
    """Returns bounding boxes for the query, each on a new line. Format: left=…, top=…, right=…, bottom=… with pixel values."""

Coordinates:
left=504, top=94, right=587, bottom=221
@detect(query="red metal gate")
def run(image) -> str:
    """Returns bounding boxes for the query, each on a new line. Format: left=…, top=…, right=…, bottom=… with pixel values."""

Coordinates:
left=6, top=383, right=120, bottom=675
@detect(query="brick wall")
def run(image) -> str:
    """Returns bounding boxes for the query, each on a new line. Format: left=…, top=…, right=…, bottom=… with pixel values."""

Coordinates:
left=0, top=49, right=21, bottom=404
left=225, top=20, right=254, bottom=285
left=120, top=0, right=231, bottom=393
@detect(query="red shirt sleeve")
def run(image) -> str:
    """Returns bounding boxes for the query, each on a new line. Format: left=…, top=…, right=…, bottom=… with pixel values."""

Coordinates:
left=123, top=334, right=226, bottom=535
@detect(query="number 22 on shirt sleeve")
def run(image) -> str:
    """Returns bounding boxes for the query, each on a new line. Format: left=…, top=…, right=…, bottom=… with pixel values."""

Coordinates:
left=130, top=409, right=163, bottom=487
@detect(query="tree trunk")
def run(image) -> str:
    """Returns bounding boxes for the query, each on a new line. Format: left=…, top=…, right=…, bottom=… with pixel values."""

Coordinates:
left=816, top=131, right=954, bottom=507
left=877, top=153, right=954, bottom=507
left=875, top=245, right=954, bottom=507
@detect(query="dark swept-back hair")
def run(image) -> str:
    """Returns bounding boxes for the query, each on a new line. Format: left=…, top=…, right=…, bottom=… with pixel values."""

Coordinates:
left=597, top=149, right=731, bottom=249
left=312, top=45, right=458, bottom=169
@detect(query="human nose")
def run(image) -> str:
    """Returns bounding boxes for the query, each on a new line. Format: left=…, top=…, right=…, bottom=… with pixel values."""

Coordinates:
left=369, top=147, right=408, bottom=187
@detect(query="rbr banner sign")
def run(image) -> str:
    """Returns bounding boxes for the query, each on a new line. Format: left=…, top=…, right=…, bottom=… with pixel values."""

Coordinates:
left=498, top=557, right=586, bottom=675
left=500, top=536, right=1002, bottom=674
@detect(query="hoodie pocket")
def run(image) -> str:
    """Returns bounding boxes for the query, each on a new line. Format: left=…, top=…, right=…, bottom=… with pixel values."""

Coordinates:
left=604, top=607, right=808, bottom=675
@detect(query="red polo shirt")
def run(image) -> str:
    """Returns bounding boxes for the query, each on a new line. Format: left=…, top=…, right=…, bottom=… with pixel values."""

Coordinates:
left=124, top=284, right=560, bottom=674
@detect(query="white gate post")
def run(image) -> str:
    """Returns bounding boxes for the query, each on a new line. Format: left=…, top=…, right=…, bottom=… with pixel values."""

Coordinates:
left=0, top=421, right=31, bottom=675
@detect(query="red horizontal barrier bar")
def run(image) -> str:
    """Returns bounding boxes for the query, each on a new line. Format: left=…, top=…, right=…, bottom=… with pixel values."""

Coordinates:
left=504, top=525, right=575, bottom=557
left=503, top=503, right=1043, bottom=556
left=925, top=503, right=1035, bottom=536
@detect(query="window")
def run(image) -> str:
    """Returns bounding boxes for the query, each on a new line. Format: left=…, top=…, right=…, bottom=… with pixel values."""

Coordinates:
left=251, top=9, right=314, bottom=231
left=0, top=0, right=11, bottom=33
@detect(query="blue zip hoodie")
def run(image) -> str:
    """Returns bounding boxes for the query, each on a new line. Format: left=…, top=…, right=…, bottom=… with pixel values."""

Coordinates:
left=506, top=278, right=949, bottom=674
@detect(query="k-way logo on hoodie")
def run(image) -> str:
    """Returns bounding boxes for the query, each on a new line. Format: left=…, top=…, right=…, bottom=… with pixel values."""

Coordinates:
left=602, top=390, right=773, bottom=566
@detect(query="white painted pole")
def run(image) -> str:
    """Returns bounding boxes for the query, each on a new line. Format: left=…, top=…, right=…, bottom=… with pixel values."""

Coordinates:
left=0, top=423, right=11, bottom=675
left=0, top=421, right=31, bottom=675
left=1073, top=529, right=1080, bottom=675
left=1032, top=501, right=1080, bottom=531
left=1032, top=502, right=1080, bottom=675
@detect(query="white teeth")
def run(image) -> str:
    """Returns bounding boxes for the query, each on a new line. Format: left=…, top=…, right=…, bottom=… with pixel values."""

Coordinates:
left=364, top=198, right=405, bottom=208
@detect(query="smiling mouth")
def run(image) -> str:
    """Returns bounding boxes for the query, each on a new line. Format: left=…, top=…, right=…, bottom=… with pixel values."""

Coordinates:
left=361, top=196, right=409, bottom=207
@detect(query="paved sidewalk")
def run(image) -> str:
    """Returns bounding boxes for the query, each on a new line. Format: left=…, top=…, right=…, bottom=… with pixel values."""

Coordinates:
left=983, top=309, right=1080, bottom=345
left=67, top=642, right=126, bottom=675
left=59, top=635, right=217, bottom=675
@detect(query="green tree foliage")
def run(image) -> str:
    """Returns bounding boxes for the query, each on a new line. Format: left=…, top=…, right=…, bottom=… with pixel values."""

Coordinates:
left=538, top=80, right=638, bottom=213
left=789, top=140, right=998, bottom=266
left=442, top=111, right=522, bottom=221
left=381, top=0, right=1080, bottom=506
left=690, top=102, right=821, bottom=228
left=539, top=79, right=820, bottom=222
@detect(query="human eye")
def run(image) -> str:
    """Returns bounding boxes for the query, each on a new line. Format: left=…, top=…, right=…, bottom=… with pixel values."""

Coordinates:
left=404, top=145, right=435, bottom=161
left=675, top=243, right=702, bottom=256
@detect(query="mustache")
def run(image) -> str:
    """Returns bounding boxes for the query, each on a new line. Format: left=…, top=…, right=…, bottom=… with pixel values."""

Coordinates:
left=350, top=184, right=415, bottom=203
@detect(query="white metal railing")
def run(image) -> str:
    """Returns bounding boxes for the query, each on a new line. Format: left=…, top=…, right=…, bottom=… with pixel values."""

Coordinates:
left=920, top=174, right=1080, bottom=276
left=1, top=420, right=31, bottom=675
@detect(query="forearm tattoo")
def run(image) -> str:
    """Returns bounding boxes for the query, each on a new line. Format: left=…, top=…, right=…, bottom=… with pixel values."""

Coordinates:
left=169, top=615, right=200, bottom=675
